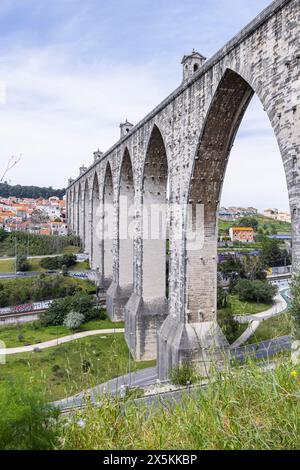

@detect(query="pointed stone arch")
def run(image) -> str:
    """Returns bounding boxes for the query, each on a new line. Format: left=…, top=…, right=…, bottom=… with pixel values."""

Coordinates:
left=83, top=178, right=91, bottom=255
left=76, top=184, right=83, bottom=239
left=107, top=147, right=135, bottom=321
left=125, top=124, right=169, bottom=361
left=158, top=67, right=292, bottom=379
left=91, top=172, right=100, bottom=269
left=142, top=124, right=169, bottom=300
left=103, top=161, right=114, bottom=288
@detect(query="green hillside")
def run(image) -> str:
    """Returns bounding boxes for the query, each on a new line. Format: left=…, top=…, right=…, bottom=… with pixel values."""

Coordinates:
left=219, top=214, right=291, bottom=237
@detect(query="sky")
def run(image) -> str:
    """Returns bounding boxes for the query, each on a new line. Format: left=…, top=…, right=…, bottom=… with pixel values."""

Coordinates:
left=0, top=0, right=290, bottom=211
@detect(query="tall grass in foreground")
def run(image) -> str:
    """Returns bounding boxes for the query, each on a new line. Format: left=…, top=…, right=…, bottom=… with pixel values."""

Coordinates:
left=0, top=379, right=59, bottom=450
left=59, top=360, right=300, bottom=450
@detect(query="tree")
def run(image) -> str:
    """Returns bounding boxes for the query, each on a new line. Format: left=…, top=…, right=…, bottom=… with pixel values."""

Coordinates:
left=260, top=238, right=291, bottom=267
left=217, top=286, right=228, bottom=309
left=218, top=308, right=240, bottom=344
left=16, top=254, right=29, bottom=272
left=63, top=311, right=85, bottom=330
left=31, top=209, right=49, bottom=225
left=238, top=217, right=258, bottom=230
left=40, top=292, right=97, bottom=327
left=241, top=255, right=266, bottom=281
left=0, top=155, right=21, bottom=183
left=40, top=254, right=76, bottom=270
left=0, top=182, right=65, bottom=199
left=0, top=228, right=7, bottom=242
left=234, top=279, right=277, bottom=304
left=219, top=255, right=245, bottom=279
left=40, top=297, right=71, bottom=326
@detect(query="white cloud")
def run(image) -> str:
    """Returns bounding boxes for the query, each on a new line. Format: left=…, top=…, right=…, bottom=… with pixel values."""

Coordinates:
left=0, top=45, right=172, bottom=187
left=0, top=0, right=290, bottom=214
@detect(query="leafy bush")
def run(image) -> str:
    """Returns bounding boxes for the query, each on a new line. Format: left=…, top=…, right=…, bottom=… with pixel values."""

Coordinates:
left=170, top=361, right=199, bottom=386
left=0, top=380, right=59, bottom=450
left=0, top=231, right=79, bottom=257
left=0, top=228, right=7, bottom=242
left=219, top=255, right=245, bottom=279
left=40, top=254, right=77, bottom=270
left=16, top=254, right=29, bottom=272
left=217, top=286, right=228, bottom=309
left=0, top=275, right=89, bottom=308
left=260, top=237, right=291, bottom=268
left=40, top=292, right=97, bottom=327
left=218, top=307, right=240, bottom=343
left=234, top=279, right=277, bottom=304
left=63, top=311, right=85, bottom=330
left=238, top=217, right=258, bottom=230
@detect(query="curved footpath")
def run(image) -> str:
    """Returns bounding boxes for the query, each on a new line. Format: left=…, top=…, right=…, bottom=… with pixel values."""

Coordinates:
left=230, top=292, right=287, bottom=349
left=0, top=328, right=124, bottom=355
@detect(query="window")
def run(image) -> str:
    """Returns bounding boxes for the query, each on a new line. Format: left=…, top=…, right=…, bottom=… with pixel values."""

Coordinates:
left=193, top=63, right=199, bottom=72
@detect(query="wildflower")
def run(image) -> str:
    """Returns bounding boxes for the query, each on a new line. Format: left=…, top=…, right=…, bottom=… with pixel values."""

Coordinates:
left=291, top=370, right=298, bottom=378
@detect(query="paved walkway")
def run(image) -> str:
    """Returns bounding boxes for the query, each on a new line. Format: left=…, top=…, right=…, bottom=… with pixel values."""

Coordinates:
left=0, top=328, right=124, bottom=355
left=230, top=293, right=287, bottom=348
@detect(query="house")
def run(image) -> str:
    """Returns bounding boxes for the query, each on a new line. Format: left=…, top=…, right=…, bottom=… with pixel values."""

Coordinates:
left=229, top=227, right=254, bottom=243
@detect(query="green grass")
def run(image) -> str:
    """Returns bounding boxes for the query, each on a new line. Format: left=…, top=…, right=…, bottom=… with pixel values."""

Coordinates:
left=0, top=259, right=14, bottom=273
left=0, top=257, right=46, bottom=273
left=0, top=334, right=155, bottom=402
left=217, top=295, right=272, bottom=343
left=0, top=318, right=124, bottom=348
left=0, top=256, right=87, bottom=273
left=58, top=359, right=300, bottom=450
left=69, top=260, right=90, bottom=271
left=246, top=312, right=292, bottom=345
left=225, top=294, right=272, bottom=316
left=62, top=245, right=80, bottom=254
left=218, top=214, right=291, bottom=237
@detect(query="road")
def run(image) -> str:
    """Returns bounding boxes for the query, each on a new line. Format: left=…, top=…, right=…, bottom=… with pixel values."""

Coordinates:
left=0, top=253, right=87, bottom=279
left=53, top=335, right=292, bottom=411
left=53, top=366, right=158, bottom=409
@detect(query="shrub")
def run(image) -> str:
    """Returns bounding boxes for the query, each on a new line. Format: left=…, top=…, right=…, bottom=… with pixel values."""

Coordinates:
left=40, top=292, right=96, bottom=326
left=234, top=279, right=277, bottom=304
left=170, top=361, right=200, bottom=386
left=217, top=286, right=228, bottom=309
left=0, top=380, right=59, bottom=450
left=40, top=297, right=71, bottom=326
left=0, top=228, right=7, bottom=242
left=260, top=237, right=291, bottom=267
left=16, top=254, right=29, bottom=272
left=0, top=275, right=88, bottom=308
left=63, top=311, right=85, bottom=330
left=61, top=264, right=69, bottom=276
left=218, top=307, right=240, bottom=343
left=40, top=253, right=76, bottom=270
left=1, top=231, right=79, bottom=257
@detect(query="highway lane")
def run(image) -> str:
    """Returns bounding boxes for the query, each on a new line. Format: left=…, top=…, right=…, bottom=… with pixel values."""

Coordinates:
left=54, top=335, right=292, bottom=411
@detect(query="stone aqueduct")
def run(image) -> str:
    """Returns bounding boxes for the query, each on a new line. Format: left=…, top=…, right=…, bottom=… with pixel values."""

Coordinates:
left=66, top=0, right=300, bottom=379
